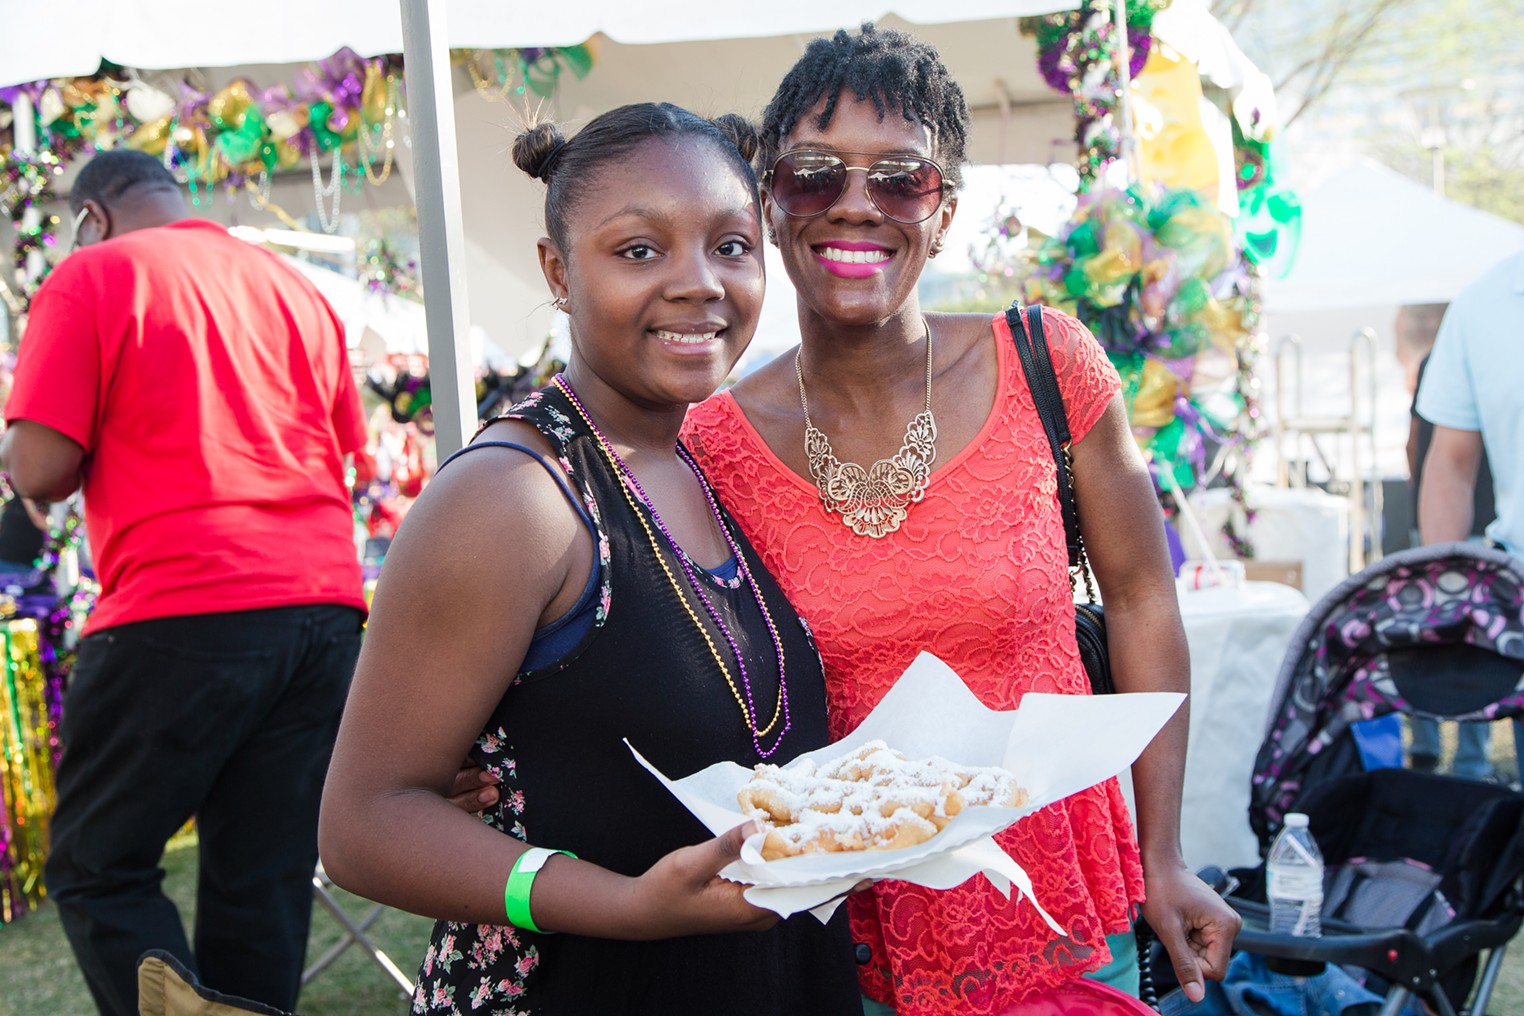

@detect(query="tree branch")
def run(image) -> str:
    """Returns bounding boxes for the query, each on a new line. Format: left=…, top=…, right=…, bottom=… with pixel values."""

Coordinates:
left=1276, top=0, right=1411, bottom=128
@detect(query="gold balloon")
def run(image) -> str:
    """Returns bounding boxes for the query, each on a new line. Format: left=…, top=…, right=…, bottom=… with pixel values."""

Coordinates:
left=173, top=124, right=208, bottom=159
left=207, top=79, right=255, bottom=131
left=127, top=115, right=173, bottom=156
left=1131, top=358, right=1180, bottom=430
left=164, top=125, right=213, bottom=180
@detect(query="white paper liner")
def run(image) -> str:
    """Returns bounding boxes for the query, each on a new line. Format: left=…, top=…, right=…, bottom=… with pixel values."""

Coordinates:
left=628, top=652, right=1184, bottom=924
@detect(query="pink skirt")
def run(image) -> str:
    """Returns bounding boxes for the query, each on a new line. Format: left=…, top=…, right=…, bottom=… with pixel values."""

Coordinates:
left=998, top=981, right=1156, bottom=1016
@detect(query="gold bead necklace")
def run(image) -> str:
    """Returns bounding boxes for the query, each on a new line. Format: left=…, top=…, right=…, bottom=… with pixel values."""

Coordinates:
left=553, top=377, right=791, bottom=755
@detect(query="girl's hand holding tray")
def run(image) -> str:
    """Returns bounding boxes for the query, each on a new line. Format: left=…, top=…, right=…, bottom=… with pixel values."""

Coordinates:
left=628, top=652, right=1183, bottom=924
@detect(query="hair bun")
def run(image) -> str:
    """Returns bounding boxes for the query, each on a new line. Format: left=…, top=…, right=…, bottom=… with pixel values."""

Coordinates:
left=709, top=113, right=760, bottom=165
left=512, top=122, right=567, bottom=181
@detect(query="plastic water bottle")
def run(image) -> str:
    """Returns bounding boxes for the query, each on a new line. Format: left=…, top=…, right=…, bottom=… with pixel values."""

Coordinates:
left=1267, top=812, right=1324, bottom=937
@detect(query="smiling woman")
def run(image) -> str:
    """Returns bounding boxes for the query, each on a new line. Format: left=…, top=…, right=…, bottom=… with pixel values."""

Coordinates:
left=316, top=103, right=862, bottom=1016
left=682, top=22, right=1242, bottom=1016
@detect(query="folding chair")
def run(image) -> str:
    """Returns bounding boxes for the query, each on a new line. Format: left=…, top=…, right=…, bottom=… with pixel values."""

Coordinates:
left=302, top=862, right=414, bottom=998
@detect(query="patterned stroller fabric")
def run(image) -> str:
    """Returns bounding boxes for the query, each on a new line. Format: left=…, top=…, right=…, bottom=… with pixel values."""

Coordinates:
left=1249, top=542, right=1524, bottom=847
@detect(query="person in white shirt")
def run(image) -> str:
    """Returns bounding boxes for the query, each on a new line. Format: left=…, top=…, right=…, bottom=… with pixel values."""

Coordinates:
left=1416, top=247, right=1524, bottom=779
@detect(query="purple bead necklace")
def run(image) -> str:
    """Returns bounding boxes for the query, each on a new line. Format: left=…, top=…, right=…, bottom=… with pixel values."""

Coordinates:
left=553, top=375, right=791, bottom=758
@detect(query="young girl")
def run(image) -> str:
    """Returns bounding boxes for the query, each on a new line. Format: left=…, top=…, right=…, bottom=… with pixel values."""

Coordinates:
left=318, top=103, right=861, bottom=1016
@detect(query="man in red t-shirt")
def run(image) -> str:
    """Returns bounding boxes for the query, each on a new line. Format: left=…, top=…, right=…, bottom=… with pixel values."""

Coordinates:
left=1, top=150, right=366, bottom=1016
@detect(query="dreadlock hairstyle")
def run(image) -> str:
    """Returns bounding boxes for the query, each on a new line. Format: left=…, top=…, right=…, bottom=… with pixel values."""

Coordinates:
left=69, top=149, right=181, bottom=214
left=758, top=22, right=971, bottom=188
left=512, top=102, right=761, bottom=251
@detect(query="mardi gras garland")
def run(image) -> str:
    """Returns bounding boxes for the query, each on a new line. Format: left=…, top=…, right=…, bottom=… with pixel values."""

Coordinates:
left=362, top=237, right=421, bottom=300
left=2, top=45, right=594, bottom=189
left=1020, top=186, right=1262, bottom=550
left=0, top=498, right=94, bottom=924
left=1022, top=0, right=1170, bottom=187
left=455, top=46, right=595, bottom=102
left=1, top=45, right=596, bottom=302
left=1, top=150, right=64, bottom=301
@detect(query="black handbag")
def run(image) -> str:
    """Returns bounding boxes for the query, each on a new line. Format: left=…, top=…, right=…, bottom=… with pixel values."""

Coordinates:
left=1005, top=303, right=1114, bottom=696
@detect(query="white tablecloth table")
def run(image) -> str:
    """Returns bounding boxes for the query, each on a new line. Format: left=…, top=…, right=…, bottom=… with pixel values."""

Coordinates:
left=1186, top=485, right=1351, bottom=602
left=1116, top=581, right=1311, bottom=872
left=1174, top=580, right=1310, bottom=873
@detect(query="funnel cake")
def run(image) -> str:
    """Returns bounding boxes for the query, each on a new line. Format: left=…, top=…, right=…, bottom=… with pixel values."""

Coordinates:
left=737, top=740, right=1028, bottom=861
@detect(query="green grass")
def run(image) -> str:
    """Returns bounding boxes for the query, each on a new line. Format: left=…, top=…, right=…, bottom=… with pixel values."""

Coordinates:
left=6, top=762, right=1524, bottom=1016
left=0, top=836, right=433, bottom=1016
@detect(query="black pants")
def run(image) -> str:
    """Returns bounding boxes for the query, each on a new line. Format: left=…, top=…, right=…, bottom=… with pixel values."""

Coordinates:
left=44, top=604, right=363, bottom=1016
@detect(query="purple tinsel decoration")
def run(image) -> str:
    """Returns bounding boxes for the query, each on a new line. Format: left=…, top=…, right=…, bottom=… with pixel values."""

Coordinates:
left=295, top=46, right=367, bottom=112
left=0, top=81, right=48, bottom=106
left=1038, top=22, right=1155, bottom=96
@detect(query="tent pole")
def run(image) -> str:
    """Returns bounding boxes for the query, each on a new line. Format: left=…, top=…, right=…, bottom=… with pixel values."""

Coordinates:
left=1112, top=0, right=1139, bottom=184
left=400, top=0, right=475, bottom=458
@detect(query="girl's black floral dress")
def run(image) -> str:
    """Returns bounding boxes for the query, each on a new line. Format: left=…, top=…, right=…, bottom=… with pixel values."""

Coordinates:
left=410, top=385, right=860, bottom=1016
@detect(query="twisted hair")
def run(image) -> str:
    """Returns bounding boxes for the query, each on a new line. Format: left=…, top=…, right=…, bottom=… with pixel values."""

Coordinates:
left=512, top=102, right=761, bottom=250
left=69, top=149, right=180, bottom=214
left=758, top=23, right=970, bottom=188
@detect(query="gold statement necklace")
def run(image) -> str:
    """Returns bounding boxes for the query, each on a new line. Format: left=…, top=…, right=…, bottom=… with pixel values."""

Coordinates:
left=795, top=321, right=937, bottom=538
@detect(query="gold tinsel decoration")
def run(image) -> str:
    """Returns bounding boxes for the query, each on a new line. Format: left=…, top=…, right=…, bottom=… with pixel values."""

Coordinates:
left=1, top=621, right=56, bottom=922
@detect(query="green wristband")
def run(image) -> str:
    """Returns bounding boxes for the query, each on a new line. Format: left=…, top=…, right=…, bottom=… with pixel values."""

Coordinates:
left=503, top=847, right=575, bottom=933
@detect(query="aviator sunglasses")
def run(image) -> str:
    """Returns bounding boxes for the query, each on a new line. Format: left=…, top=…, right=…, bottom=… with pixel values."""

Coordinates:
left=766, top=150, right=948, bottom=224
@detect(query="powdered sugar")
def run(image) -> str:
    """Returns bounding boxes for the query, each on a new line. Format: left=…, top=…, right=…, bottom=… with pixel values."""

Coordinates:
left=737, top=739, right=1028, bottom=860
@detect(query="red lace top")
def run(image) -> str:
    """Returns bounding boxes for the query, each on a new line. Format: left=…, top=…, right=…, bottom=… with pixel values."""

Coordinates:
left=683, top=311, right=1145, bottom=1014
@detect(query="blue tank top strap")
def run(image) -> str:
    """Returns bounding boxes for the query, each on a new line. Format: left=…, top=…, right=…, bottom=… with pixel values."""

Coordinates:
left=438, top=439, right=603, bottom=672
left=438, top=440, right=593, bottom=531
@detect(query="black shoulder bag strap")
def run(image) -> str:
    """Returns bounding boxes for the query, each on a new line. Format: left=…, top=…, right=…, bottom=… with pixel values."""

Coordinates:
left=1005, top=303, right=1082, bottom=574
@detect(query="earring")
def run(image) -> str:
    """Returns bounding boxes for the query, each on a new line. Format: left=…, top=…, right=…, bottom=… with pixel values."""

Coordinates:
left=551, top=296, right=569, bottom=311
left=767, top=228, right=778, bottom=247
left=928, top=237, right=945, bottom=259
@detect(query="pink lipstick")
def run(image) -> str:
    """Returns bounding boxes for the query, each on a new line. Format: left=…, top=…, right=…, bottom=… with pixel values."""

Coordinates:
left=812, top=241, right=893, bottom=279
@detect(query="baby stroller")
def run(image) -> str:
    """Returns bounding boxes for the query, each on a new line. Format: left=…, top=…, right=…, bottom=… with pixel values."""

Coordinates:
left=1145, top=542, right=1524, bottom=1016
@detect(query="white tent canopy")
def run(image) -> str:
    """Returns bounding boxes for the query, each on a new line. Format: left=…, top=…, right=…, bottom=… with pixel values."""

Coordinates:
left=1, top=1, right=1078, bottom=87
left=4, top=1, right=1270, bottom=449
left=1260, top=159, right=1524, bottom=480
left=1265, top=157, right=1524, bottom=314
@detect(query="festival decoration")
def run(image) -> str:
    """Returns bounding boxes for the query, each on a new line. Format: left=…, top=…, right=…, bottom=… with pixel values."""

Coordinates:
left=1, top=149, right=64, bottom=304
left=455, top=46, right=596, bottom=102
left=1022, top=0, right=1169, bottom=187
left=367, top=367, right=434, bottom=435
left=1016, top=185, right=1262, bottom=536
left=1131, top=47, right=1226, bottom=205
left=1220, top=261, right=1265, bottom=557
left=2, top=78, right=128, bottom=162
left=360, top=360, right=548, bottom=440
left=362, top=237, right=421, bottom=300
left=1233, top=126, right=1301, bottom=279
left=1, top=621, right=54, bottom=923
left=2, top=42, right=600, bottom=288
left=109, top=50, right=407, bottom=196
left=0, top=498, right=94, bottom=924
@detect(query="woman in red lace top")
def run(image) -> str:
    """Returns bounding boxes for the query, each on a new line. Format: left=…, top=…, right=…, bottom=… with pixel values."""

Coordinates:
left=682, top=23, right=1239, bottom=1016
